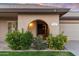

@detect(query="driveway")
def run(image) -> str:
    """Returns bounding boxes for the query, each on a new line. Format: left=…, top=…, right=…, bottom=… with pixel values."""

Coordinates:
left=65, top=40, right=79, bottom=56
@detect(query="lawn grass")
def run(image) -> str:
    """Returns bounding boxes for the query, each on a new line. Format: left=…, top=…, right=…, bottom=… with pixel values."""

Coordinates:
left=0, top=51, right=75, bottom=56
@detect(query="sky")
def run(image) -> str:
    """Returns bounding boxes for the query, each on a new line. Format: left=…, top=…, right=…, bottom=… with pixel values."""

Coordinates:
left=44, top=3, right=79, bottom=12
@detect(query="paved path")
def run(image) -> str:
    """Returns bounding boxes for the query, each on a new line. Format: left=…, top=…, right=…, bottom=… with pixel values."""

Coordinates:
left=0, top=39, right=10, bottom=50
left=65, top=40, right=79, bottom=56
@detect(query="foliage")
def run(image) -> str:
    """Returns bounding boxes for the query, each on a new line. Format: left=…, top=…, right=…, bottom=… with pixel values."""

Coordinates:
left=6, top=29, right=33, bottom=50
left=47, top=34, right=55, bottom=49
left=47, top=33, right=68, bottom=50
left=32, top=35, right=48, bottom=50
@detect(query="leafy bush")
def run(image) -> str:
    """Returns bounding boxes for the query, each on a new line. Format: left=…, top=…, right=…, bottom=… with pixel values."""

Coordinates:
left=6, top=30, right=33, bottom=50
left=47, top=34, right=55, bottom=49
left=47, top=33, right=68, bottom=50
left=32, top=35, right=48, bottom=50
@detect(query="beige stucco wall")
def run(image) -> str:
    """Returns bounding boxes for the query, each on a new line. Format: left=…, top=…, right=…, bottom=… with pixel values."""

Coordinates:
left=18, top=14, right=59, bottom=36
left=0, top=19, right=16, bottom=50
left=28, top=21, right=37, bottom=37
left=0, top=20, right=8, bottom=40
left=0, top=19, right=16, bottom=39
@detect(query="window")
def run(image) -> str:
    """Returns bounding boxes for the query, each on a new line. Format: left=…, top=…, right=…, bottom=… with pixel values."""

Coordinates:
left=8, top=21, right=17, bottom=32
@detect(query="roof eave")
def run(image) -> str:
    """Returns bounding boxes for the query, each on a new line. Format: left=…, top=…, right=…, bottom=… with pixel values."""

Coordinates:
left=61, top=16, right=79, bottom=20
left=0, top=8, right=70, bottom=15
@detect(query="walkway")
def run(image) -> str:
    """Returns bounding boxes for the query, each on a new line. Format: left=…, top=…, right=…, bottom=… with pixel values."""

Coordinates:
left=0, top=39, right=10, bottom=50
left=65, top=40, right=79, bottom=56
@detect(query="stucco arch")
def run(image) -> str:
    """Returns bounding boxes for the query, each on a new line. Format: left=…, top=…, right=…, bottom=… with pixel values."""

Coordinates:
left=28, top=19, right=49, bottom=30
left=28, top=18, right=49, bottom=26
left=28, top=19, right=49, bottom=37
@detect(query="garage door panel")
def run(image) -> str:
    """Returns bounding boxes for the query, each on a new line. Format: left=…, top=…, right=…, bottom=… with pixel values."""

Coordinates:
left=60, top=24, right=79, bottom=40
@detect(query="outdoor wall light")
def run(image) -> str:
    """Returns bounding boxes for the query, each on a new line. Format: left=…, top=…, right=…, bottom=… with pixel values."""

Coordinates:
left=29, top=22, right=33, bottom=27
left=51, top=23, right=58, bottom=26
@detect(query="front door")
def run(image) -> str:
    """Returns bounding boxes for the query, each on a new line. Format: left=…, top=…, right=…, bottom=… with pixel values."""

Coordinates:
left=37, top=20, right=48, bottom=37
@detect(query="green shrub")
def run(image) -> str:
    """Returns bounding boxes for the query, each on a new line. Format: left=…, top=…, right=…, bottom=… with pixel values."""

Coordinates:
left=6, top=30, right=33, bottom=50
left=32, top=35, right=48, bottom=50
left=53, top=33, right=67, bottom=50
left=47, top=34, right=55, bottom=49
left=47, top=33, right=68, bottom=50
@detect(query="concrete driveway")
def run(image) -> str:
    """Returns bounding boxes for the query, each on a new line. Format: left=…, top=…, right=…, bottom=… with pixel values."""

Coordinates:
left=65, top=40, right=79, bottom=56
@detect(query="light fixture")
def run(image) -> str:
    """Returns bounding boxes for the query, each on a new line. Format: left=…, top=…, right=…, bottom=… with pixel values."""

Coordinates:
left=29, top=22, right=33, bottom=27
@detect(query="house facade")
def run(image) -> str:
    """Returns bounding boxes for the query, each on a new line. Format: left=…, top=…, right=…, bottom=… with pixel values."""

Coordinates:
left=0, top=3, right=79, bottom=50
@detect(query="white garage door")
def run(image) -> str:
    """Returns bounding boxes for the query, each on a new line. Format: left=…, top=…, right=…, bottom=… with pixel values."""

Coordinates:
left=60, top=23, right=79, bottom=40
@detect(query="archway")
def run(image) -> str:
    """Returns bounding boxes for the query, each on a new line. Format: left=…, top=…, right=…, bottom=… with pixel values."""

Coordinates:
left=28, top=20, right=49, bottom=38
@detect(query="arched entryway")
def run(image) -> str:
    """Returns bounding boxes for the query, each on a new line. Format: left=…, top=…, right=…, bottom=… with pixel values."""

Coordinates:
left=28, top=20, right=49, bottom=38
